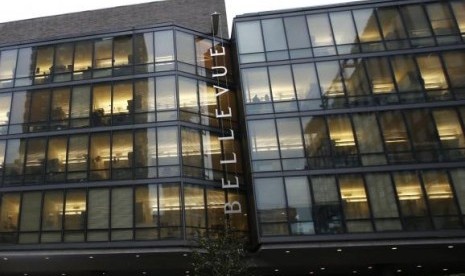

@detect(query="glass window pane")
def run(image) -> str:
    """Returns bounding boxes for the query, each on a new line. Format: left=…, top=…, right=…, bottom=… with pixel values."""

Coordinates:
left=301, top=116, right=331, bottom=158
left=53, top=43, right=73, bottom=74
left=284, top=16, right=311, bottom=49
left=112, top=81, right=132, bottom=119
left=404, top=109, right=439, bottom=156
left=88, top=189, right=109, bottom=229
left=15, top=48, right=34, bottom=83
left=50, top=88, right=70, bottom=129
left=64, top=190, right=86, bottom=230
left=156, top=76, right=177, bottom=110
left=24, top=138, right=46, bottom=179
left=339, top=175, right=370, bottom=219
left=422, top=171, right=458, bottom=216
left=353, top=9, right=382, bottom=42
left=134, top=128, right=157, bottom=171
left=276, top=118, right=304, bottom=158
left=184, top=185, right=205, bottom=229
left=206, top=188, right=224, bottom=229
left=157, top=126, right=179, bottom=166
left=4, top=139, right=26, bottom=178
left=241, top=67, right=271, bottom=103
left=433, top=109, right=465, bottom=153
left=178, top=77, right=198, bottom=115
left=202, top=131, right=222, bottom=180
left=0, top=194, right=20, bottom=232
left=176, top=32, right=195, bottom=65
left=443, top=51, right=465, bottom=89
left=377, top=7, right=407, bottom=40
left=327, top=115, right=357, bottom=156
left=451, top=1, right=465, bottom=34
left=112, top=131, right=133, bottom=170
left=330, top=11, right=358, bottom=44
left=316, top=61, right=344, bottom=98
left=29, top=89, right=51, bottom=124
left=416, top=54, right=448, bottom=90
left=311, top=176, right=343, bottom=234
left=236, top=21, right=264, bottom=54
left=94, top=39, right=113, bottom=69
left=135, top=185, right=158, bottom=227
left=450, top=169, right=465, bottom=215
left=341, top=58, right=370, bottom=97
left=352, top=113, right=386, bottom=165
left=111, top=187, right=133, bottom=228
left=0, top=93, right=11, bottom=133
left=92, top=84, right=111, bottom=126
left=393, top=172, right=427, bottom=217
left=401, top=5, right=432, bottom=38
left=10, top=91, right=27, bottom=129
left=134, top=32, right=154, bottom=64
left=134, top=78, right=155, bottom=113
left=46, top=136, right=67, bottom=182
left=182, top=127, right=202, bottom=169
left=42, top=191, right=64, bottom=231
left=262, top=18, right=287, bottom=51
left=269, top=65, right=295, bottom=102
left=73, top=41, right=93, bottom=72
left=20, top=192, right=41, bottom=231
left=248, top=120, right=279, bottom=160
left=285, top=177, right=314, bottom=234
left=113, top=35, right=133, bottom=67
left=365, top=174, right=399, bottom=218
left=195, top=37, right=213, bottom=71
left=364, top=57, right=395, bottom=94
left=390, top=55, right=422, bottom=92
left=426, top=2, right=458, bottom=36
left=35, top=46, right=54, bottom=76
left=159, top=183, right=180, bottom=227
left=293, top=63, right=320, bottom=100
left=198, top=81, right=216, bottom=119
left=378, top=111, right=411, bottom=156
left=255, top=178, right=286, bottom=223
left=154, top=30, right=175, bottom=65
left=70, top=86, right=90, bottom=127
left=90, top=133, right=110, bottom=180
left=0, top=49, right=17, bottom=83
left=67, top=135, right=88, bottom=175
left=307, top=14, right=334, bottom=46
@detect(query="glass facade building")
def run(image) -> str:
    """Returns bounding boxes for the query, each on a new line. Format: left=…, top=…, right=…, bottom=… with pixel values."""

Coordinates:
left=234, top=0, right=465, bottom=275
left=1, top=0, right=465, bottom=275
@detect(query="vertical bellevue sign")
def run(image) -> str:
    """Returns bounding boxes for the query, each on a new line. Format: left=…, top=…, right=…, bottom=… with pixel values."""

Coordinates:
left=209, top=34, right=242, bottom=215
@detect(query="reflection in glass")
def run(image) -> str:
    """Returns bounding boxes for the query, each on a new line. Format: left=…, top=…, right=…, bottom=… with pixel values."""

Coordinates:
left=443, top=51, right=465, bottom=89
left=70, top=86, right=90, bottom=127
left=248, top=120, right=279, bottom=160
left=269, top=65, right=295, bottom=104
left=67, top=135, right=88, bottom=181
left=365, top=174, right=401, bottom=231
left=379, top=111, right=411, bottom=162
left=390, top=55, right=422, bottom=93
left=377, top=7, right=407, bottom=49
left=433, top=109, right=465, bottom=157
left=73, top=41, right=92, bottom=78
left=113, top=35, right=133, bottom=66
left=352, top=113, right=386, bottom=165
left=184, top=185, right=205, bottom=237
left=339, top=175, right=370, bottom=219
left=276, top=118, right=304, bottom=159
left=135, top=185, right=158, bottom=227
left=285, top=177, right=314, bottom=234
left=364, top=57, right=395, bottom=94
left=0, top=93, right=11, bottom=134
left=87, top=189, right=109, bottom=233
left=236, top=21, right=264, bottom=54
left=311, top=176, right=342, bottom=234
left=353, top=9, right=382, bottom=43
left=316, top=61, right=344, bottom=98
left=255, top=178, right=288, bottom=235
left=0, top=193, right=20, bottom=232
left=416, top=54, right=448, bottom=91
left=20, top=192, right=41, bottom=232
left=426, top=2, right=459, bottom=36
left=94, top=39, right=113, bottom=69
left=451, top=1, right=465, bottom=34
left=307, top=14, right=336, bottom=56
left=242, top=67, right=271, bottom=103
left=394, top=172, right=432, bottom=230
left=134, top=33, right=154, bottom=65
left=47, top=136, right=67, bottom=182
left=90, top=133, right=110, bottom=180
left=0, top=49, right=17, bottom=87
left=284, top=16, right=312, bottom=58
left=330, top=11, right=358, bottom=54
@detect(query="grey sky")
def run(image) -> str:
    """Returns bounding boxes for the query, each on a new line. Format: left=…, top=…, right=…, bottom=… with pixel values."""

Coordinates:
left=0, top=0, right=356, bottom=35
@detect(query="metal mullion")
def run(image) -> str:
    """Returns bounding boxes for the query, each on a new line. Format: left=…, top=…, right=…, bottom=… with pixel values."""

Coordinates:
left=446, top=0, right=464, bottom=43
left=347, top=112, right=362, bottom=167
left=360, top=174, right=377, bottom=232
left=373, top=110, right=390, bottom=165
left=389, top=172, right=407, bottom=231
left=334, top=175, right=347, bottom=233
left=416, top=170, right=436, bottom=230
left=281, top=176, right=293, bottom=236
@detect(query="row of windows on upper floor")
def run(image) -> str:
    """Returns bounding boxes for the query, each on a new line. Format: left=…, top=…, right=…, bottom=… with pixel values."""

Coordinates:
left=236, top=0, right=465, bottom=63
left=0, top=29, right=231, bottom=88
left=247, top=106, right=465, bottom=172
left=0, top=183, right=247, bottom=244
left=254, top=169, right=465, bottom=236
left=0, top=76, right=237, bottom=135
left=0, top=127, right=240, bottom=186
left=241, top=50, right=465, bottom=114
